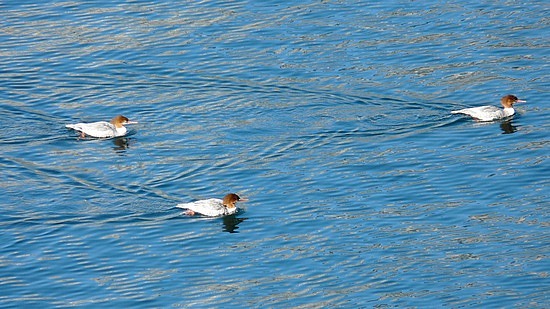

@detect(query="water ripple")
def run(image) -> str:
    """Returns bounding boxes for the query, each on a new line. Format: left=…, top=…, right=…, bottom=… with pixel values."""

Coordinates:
left=1, top=0, right=548, bottom=308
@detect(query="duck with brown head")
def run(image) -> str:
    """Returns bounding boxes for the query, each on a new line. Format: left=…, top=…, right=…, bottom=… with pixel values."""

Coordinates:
left=177, top=193, right=247, bottom=217
left=451, top=95, right=526, bottom=122
left=66, top=115, right=138, bottom=138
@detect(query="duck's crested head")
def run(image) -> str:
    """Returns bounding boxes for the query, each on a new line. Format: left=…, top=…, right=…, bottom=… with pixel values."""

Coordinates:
left=501, top=95, right=525, bottom=108
left=110, top=115, right=130, bottom=127
left=110, top=115, right=138, bottom=128
left=222, top=193, right=242, bottom=209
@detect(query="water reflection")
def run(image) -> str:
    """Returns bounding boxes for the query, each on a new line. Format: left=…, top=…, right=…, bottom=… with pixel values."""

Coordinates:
left=469, top=119, right=518, bottom=134
left=222, top=214, right=247, bottom=233
left=500, top=120, right=517, bottom=134
left=112, top=137, right=132, bottom=152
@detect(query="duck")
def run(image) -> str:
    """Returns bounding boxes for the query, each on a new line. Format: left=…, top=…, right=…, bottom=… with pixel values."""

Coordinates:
left=451, top=95, right=526, bottom=122
left=66, top=115, right=137, bottom=138
left=177, top=193, right=246, bottom=217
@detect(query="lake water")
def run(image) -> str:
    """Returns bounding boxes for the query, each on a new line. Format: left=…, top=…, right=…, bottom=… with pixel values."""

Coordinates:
left=1, top=1, right=548, bottom=308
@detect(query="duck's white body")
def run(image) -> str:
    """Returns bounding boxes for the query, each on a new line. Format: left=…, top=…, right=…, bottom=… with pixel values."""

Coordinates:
left=66, top=121, right=126, bottom=138
left=451, top=106, right=515, bottom=122
left=177, top=198, right=237, bottom=217
left=66, top=115, right=136, bottom=138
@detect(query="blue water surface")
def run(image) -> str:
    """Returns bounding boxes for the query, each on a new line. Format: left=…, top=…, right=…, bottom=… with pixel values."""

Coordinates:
left=0, top=0, right=548, bottom=308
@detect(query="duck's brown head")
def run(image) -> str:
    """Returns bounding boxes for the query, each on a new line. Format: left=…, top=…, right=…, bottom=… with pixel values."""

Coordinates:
left=501, top=95, right=525, bottom=108
left=110, top=115, right=139, bottom=128
left=222, top=193, right=242, bottom=209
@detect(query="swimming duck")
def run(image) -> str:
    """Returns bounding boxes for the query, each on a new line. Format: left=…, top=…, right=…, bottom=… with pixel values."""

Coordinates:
left=66, top=115, right=137, bottom=138
left=177, top=193, right=245, bottom=217
left=451, top=95, right=526, bottom=122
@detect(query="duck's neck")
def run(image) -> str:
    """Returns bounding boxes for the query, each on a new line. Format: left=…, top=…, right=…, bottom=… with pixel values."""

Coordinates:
left=503, top=107, right=515, bottom=117
left=115, top=126, right=127, bottom=136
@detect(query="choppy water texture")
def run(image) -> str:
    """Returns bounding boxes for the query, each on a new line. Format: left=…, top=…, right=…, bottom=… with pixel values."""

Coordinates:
left=1, top=1, right=548, bottom=308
